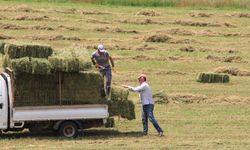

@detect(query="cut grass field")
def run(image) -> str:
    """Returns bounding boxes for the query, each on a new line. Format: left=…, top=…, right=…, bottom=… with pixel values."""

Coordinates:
left=0, top=0, right=250, bottom=149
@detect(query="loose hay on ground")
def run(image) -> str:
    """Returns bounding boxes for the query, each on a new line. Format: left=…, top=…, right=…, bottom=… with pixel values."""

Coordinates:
left=214, top=67, right=250, bottom=76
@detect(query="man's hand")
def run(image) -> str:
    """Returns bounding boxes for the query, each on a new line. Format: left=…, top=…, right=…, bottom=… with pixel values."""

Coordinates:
left=95, top=64, right=100, bottom=68
left=112, top=67, right=116, bottom=73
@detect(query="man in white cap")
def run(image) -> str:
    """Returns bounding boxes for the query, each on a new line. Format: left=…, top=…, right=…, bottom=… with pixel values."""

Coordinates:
left=91, top=44, right=114, bottom=97
left=123, top=74, right=164, bottom=137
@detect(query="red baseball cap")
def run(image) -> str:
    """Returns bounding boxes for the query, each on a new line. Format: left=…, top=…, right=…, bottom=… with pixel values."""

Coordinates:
left=137, top=74, right=146, bottom=79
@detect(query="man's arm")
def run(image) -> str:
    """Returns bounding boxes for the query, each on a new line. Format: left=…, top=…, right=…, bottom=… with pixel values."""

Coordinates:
left=91, top=57, right=96, bottom=65
left=109, top=56, right=114, bottom=68
left=127, top=84, right=145, bottom=92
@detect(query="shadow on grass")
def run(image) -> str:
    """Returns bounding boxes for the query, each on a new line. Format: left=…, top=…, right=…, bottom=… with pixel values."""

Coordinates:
left=0, top=129, right=142, bottom=140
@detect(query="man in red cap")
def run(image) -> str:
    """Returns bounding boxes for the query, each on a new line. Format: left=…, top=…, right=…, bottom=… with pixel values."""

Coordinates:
left=123, top=74, right=163, bottom=137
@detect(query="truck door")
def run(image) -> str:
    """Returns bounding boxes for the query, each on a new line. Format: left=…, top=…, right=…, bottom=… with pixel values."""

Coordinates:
left=0, top=75, right=8, bottom=129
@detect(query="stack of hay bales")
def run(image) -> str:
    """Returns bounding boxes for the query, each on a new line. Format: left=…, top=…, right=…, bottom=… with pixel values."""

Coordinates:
left=1, top=42, right=135, bottom=120
left=197, top=72, right=230, bottom=83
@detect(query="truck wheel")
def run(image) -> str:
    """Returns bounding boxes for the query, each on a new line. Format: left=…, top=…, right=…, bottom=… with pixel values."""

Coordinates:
left=59, top=121, right=78, bottom=138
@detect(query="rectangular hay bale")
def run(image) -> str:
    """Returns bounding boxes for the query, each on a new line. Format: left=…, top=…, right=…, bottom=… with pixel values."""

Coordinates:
left=4, top=43, right=53, bottom=59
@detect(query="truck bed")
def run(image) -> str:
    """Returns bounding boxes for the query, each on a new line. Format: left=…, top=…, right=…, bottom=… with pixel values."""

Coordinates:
left=13, top=104, right=108, bottom=122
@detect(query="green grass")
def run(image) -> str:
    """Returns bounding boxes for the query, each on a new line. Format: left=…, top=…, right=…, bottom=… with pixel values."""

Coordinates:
left=0, top=104, right=249, bottom=149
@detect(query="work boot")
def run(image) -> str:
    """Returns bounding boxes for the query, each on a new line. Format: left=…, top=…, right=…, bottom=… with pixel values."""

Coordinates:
left=158, top=132, right=164, bottom=137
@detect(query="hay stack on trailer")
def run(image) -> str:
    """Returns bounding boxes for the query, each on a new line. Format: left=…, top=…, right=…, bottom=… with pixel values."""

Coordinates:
left=1, top=42, right=135, bottom=120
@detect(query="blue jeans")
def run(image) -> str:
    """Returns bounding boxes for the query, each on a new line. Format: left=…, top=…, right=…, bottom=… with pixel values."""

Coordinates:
left=100, top=66, right=112, bottom=96
left=142, top=104, right=163, bottom=134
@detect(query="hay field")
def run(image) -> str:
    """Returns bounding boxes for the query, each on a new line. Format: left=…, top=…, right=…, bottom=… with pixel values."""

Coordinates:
left=0, top=1, right=250, bottom=149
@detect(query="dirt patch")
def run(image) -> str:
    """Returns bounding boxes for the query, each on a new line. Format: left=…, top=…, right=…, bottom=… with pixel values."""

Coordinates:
left=180, top=46, right=195, bottom=52
left=145, top=34, right=172, bottom=43
left=0, top=34, right=13, bottom=39
left=214, top=67, right=250, bottom=76
left=136, top=10, right=160, bottom=16
left=189, top=12, right=213, bottom=17
left=11, top=15, right=50, bottom=21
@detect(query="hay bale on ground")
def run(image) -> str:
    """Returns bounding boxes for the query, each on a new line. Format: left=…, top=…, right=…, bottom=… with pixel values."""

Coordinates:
left=197, top=72, right=229, bottom=83
left=4, top=43, right=53, bottom=59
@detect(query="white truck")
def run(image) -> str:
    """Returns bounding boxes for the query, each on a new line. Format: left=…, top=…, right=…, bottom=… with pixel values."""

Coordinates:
left=0, top=70, right=111, bottom=138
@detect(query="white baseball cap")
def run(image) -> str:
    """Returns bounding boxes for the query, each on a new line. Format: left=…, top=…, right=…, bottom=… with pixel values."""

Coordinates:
left=97, top=44, right=105, bottom=52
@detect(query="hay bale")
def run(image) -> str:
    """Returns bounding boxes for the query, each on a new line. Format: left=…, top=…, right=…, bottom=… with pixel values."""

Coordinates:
left=13, top=71, right=105, bottom=106
left=4, top=43, right=53, bottom=59
left=197, top=72, right=229, bottom=83
left=48, top=56, right=92, bottom=73
left=9, top=57, right=52, bottom=75
left=107, top=99, right=135, bottom=120
left=110, top=86, right=129, bottom=101
left=0, top=42, right=5, bottom=54
left=61, top=71, right=105, bottom=105
left=14, top=73, right=60, bottom=106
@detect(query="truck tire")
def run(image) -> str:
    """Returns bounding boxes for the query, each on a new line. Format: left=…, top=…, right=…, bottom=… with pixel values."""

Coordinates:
left=59, top=121, right=78, bottom=138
